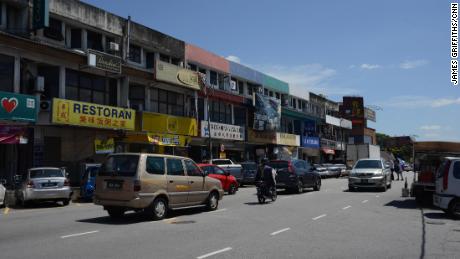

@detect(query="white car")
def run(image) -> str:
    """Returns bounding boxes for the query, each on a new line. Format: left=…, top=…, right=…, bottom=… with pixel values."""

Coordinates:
left=0, top=180, right=6, bottom=208
left=348, top=158, right=392, bottom=192
left=433, top=157, right=460, bottom=219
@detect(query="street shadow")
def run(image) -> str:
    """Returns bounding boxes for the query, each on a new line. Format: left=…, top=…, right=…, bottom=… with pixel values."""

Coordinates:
left=7, top=201, right=64, bottom=210
left=424, top=212, right=450, bottom=220
left=244, top=201, right=273, bottom=206
left=385, top=199, right=420, bottom=210
left=343, top=188, right=381, bottom=193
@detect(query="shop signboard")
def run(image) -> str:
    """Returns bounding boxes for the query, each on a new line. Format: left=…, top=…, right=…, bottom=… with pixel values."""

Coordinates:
left=253, top=92, right=281, bottom=131
left=94, top=138, right=114, bottom=154
left=147, top=133, right=191, bottom=147
left=87, top=49, right=122, bottom=74
left=248, top=129, right=276, bottom=144
left=51, top=98, right=135, bottom=130
left=155, top=60, right=201, bottom=90
left=364, top=107, right=376, bottom=122
left=141, top=112, right=198, bottom=136
left=304, top=119, right=316, bottom=134
left=201, top=121, right=244, bottom=141
left=301, top=136, right=320, bottom=149
left=0, top=91, right=37, bottom=122
left=276, top=133, right=300, bottom=147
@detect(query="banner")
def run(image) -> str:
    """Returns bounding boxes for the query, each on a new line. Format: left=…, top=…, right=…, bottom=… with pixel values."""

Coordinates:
left=253, top=92, right=281, bottom=131
left=141, top=112, right=197, bottom=136
left=155, top=60, right=201, bottom=90
left=94, top=138, right=114, bottom=154
left=301, top=136, right=320, bottom=149
left=201, top=121, right=244, bottom=141
left=147, top=133, right=191, bottom=147
left=52, top=98, right=135, bottom=130
left=276, top=133, right=300, bottom=146
left=0, top=91, right=37, bottom=122
left=364, top=107, right=376, bottom=122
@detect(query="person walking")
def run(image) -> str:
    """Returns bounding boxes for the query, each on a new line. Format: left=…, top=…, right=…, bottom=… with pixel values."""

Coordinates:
left=394, top=159, right=403, bottom=181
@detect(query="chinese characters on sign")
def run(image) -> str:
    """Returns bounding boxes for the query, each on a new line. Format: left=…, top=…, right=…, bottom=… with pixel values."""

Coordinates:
left=201, top=121, right=244, bottom=141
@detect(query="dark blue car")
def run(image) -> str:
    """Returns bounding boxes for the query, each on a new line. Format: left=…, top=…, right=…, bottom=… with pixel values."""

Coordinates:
left=80, top=165, right=100, bottom=201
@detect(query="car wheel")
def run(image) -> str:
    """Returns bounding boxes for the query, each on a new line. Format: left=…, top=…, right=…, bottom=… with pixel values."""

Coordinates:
left=107, top=207, right=125, bottom=219
left=448, top=199, right=460, bottom=219
left=258, top=195, right=266, bottom=204
left=206, top=192, right=219, bottom=211
left=148, top=198, right=167, bottom=220
left=228, top=184, right=237, bottom=195
left=62, top=199, right=70, bottom=206
left=296, top=180, right=304, bottom=194
left=380, top=182, right=388, bottom=192
left=313, top=178, right=321, bottom=191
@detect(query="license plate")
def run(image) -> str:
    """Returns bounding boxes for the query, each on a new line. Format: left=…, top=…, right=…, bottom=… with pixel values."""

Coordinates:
left=362, top=179, right=368, bottom=183
left=107, top=181, right=122, bottom=189
left=42, top=182, right=57, bottom=187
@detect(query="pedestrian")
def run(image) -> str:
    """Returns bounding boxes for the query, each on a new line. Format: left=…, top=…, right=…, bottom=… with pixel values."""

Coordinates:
left=394, top=159, right=403, bottom=181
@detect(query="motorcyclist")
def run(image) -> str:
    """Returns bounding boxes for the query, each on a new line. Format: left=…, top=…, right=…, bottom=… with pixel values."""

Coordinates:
left=256, top=158, right=277, bottom=196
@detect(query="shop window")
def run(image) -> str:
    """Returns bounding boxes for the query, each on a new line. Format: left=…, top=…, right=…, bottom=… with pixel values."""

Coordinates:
left=150, top=88, right=185, bottom=116
left=87, top=30, right=103, bottom=51
left=210, top=70, right=217, bottom=86
left=0, top=54, right=14, bottom=92
left=70, top=28, right=82, bottom=49
left=44, top=18, right=63, bottom=41
left=65, top=69, right=114, bottom=105
left=129, top=85, right=145, bottom=111
left=129, top=44, right=142, bottom=63
left=238, top=81, right=244, bottom=95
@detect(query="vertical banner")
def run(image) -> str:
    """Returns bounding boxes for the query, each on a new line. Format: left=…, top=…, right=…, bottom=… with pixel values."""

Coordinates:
left=253, top=92, right=281, bottom=131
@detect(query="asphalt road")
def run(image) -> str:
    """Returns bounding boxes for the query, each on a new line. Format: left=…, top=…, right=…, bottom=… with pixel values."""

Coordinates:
left=1, top=172, right=459, bottom=259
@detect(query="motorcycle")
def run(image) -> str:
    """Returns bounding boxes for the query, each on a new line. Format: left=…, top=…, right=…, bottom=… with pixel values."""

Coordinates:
left=256, top=181, right=277, bottom=204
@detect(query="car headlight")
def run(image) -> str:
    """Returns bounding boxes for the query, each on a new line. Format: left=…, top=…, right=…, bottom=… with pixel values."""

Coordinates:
left=373, top=172, right=383, bottom=177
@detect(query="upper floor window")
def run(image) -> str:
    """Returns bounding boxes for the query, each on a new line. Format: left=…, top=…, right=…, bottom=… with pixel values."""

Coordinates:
left=171, top=58, right=180, bottom=66
left=275, top=93, right=280, bottom=99
left=150, top=88, right=185, bottom=116
left=70, top=28, right=82, bottom=49
left=210, top=70, right=217, bottom=86
left=238, top=81, right=244, bottom=95
left=264, top=88, right=268, bottom=96
left=87, top=30, right=103, bottom=51
left=146, top=52, right=155, bottom=69
left=0, top=54, right=14, bottom=92
left=129, top=85, right=145, bottom=110
left=65, top=69, right=116, bottom=105
left=159, top=54, right=170, bottom=63
left=188, top=63, right=197, bottom=71
left=44, top=18, right=63, bottom=41
left=129, top=44, right=142, bottom=63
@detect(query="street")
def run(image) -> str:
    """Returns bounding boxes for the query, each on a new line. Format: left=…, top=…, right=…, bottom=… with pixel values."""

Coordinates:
left=1, top=173, right=459, bottom=259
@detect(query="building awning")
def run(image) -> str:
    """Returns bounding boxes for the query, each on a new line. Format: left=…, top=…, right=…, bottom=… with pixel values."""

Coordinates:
left=321, top=148, right=335, bottom=155
left=0, top=126, right=27, bottom=144
left=281, top=107, right=321, bottom=122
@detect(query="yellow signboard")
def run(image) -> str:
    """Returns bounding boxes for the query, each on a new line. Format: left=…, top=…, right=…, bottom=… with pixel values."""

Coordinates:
left=94, top=138, right=115, bottom=154
left=52, top=98, right=135, bottom=130
left=247, top=129, right=277, bottom=144
left=155, top=60, right=201, bottom=90
left=148, top=133, right=191, bottom=147
left=276, top=133, right=300, bottom=146
left=141, top=112, right=198, bottom=136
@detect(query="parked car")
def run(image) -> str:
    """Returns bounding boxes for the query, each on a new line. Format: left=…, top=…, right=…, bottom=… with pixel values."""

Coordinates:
left=209, top=159, right=243, bottom=184
left=0, top=179, right=6, bottom=208
left=80, top=164, right=101, bottom=201
left=16, top=167, right=73, bottom=207
left=433, top=157, right=460, bottom=219
left=197, top=164, right=238, bottom=194
left=324, top=164, right=342, bottom=178
left=335, top=164, right=348, bottom=177
left=240, top=162, right=258, bottom=185
left=313, top=164, right=329, bottom=178
left=267, top=159, right=321, bottom=193
left=94, top=153, right=224, bottom=220
left=348, top=159, right=392, bottom=192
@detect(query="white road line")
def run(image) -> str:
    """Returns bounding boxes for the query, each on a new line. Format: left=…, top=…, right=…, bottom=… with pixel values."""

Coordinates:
left=312, top=214, right=327, bottom=220
left=209, top=208, right=227, bottom=213
left=342, top=205, right=352, bottom=210
left=362, top=200, right=368, bottom=203
left=270, top=228, right=291, bottom=236
left=60, top=230, right=99, bottom=239
left=375, top=195, right=380, bottom=198
left=280, top=196, right=293, bottom=200
left=197, top=247, right=232, bottom=259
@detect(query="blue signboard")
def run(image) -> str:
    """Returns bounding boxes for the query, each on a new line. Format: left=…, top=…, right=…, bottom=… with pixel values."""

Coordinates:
left=302, top=136, right=320, bottom=149
left=304, top=119, right=316, bottom=134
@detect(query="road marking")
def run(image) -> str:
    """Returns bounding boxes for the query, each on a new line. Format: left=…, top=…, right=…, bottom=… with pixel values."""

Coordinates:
left=342, top=206, right=352, bottom=210
left=270, top=228, right=291, bottom=236
left=312, top=214, right=327, bottom=220
left=375, top=195, right=380, bottom=198
left=60, top=230, right=99, bottom=239
left=362, top=200, right=368, bottom=203
left=209, top=208, right=227, bottom=213
left=197, top=247, right=232, bottom=259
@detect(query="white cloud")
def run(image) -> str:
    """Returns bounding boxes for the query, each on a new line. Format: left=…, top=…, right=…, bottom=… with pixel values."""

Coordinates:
left=226, top=55, right=241, bottom=63
left=380, top=96, right=460, bottom=108
left=256, top=64, right=359, bottom=98
left=420, top=125, right=441, bottom=130
left=400, top=59, right=428, bottom=69
left=360, top=64, right=380, bottom=70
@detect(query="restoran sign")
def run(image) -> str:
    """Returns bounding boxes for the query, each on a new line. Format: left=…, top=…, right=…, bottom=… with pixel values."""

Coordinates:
left=201, top=121, right=244, bottom=141
left=52, top=98, right=135, bottom=130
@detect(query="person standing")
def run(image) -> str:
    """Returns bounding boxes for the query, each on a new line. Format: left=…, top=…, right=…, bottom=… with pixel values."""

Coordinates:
left=394, top=159, right=403, bottom=181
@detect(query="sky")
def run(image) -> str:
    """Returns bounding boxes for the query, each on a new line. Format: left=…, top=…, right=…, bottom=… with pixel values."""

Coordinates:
left=85, top=0, right=459, bottom=141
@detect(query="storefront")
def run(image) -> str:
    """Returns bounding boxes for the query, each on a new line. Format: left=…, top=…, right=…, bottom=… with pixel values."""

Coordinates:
left=0, top=91, right=38, bottom=185
left=274, top=132, right=300, bottom=161
left=299, top=136, right=320, bottom=164
left=122, top=111, right=197, bottom=157
left=247, top=129, right=276, bottom=162
left=247, top=129, right=300, bottom=162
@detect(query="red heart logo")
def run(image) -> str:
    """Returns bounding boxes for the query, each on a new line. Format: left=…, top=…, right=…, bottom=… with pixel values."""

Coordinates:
left=1, top=97, right=18, bottom=113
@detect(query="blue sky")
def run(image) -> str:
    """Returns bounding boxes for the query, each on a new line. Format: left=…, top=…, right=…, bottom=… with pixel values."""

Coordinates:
left=85, top=0, right=459, bottom=141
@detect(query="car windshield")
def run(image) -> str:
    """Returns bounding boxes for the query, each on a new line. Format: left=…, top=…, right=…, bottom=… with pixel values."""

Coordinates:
left=267, top=161, right=289, bottom=169
left=242, top=163, right=257, bottom=170
left=30, top=169, right=63, bottom=178
left=213, top=159, right=232, bottom=165
left=99, top=155, right=139, bottom=177
left=355, top=160, right=382, bottom=169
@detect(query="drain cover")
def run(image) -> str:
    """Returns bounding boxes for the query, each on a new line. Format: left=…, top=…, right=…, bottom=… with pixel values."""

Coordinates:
left=170, top=220, right=195, bottom=224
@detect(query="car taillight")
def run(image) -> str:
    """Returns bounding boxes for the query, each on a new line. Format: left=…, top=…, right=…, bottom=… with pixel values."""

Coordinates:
left=26, top=181, right=34, bottom=188
left=288, top=162, right=294, bottom=173
left=64, top=179, right=70, bottom=186
left=443, top=161, right=451, bottom=190
left=134, top=180, right=141, bottom=192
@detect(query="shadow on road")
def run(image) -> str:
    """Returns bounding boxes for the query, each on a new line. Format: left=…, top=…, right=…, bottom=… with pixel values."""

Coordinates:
left=424, top=212, right=449, bottom=220
left=384, top=199, right=420, bottom=209
left=7, top=201, right=64, bottom=210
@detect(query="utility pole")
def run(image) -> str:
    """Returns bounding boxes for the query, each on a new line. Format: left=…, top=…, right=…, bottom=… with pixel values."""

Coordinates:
left=199, top=74, right=213, bottom=161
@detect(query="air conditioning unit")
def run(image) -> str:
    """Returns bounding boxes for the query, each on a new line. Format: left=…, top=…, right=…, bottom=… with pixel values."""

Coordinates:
left=230, top=80, right=237, bottom=91
left=40, top=100, right=51, bottom=112
left=109, top=42, right=119, bottom=52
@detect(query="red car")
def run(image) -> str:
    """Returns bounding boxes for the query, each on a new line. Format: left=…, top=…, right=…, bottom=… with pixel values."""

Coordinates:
left=198, top=164, right=238, bottom=195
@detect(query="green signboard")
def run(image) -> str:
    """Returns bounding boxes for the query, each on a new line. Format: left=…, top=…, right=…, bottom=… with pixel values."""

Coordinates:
left=33, top=0, right=49, bottom=30
left=0, top=91, right=37, bottom=122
